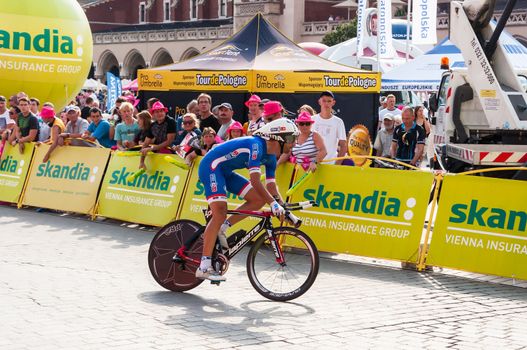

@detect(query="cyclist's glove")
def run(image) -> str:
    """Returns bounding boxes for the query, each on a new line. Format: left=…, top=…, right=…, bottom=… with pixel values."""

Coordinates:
left=270, top=201, right=285, bottom=217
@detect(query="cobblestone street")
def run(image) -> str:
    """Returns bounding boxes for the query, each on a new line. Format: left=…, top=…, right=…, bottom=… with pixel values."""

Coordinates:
left=1, top=206, right=527, bottom=349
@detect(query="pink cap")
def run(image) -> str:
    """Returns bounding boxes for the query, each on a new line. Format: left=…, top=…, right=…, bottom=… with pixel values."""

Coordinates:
left=245, top=94, right=261, bottom=107
left=262, top=101, right=282, bottom=117
left=295, top=111, right=314, bottom=124
left=40, top=106, right=55, bottom=119
left=150, top=101, right=168, bottom=113
left=227, top=121, right=245, bottom=134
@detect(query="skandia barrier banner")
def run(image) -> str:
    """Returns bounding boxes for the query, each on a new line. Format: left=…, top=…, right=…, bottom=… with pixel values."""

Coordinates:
left=289, top=165, right=434, bottom=262
left=22, top=145, right=110, bottom=214
left=0, top=143, right=35, bottom=203
left=178, top=158, right=294, bottom=232
left=97, top=154, right=190, bottom=226
left=426, top=175, right=527, bottom=279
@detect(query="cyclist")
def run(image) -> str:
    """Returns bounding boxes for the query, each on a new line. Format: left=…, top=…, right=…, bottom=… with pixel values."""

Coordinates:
left=196, top=118, right=300, bottom=281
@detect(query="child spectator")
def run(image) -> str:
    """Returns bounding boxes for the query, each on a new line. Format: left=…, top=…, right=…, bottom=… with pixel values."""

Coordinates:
left=114, top=102, right=140, bottom=151
left=133, top=111, right=152, bottom=147
left=226, top=121, right=245, bottom=140
left=185, top=127, right=218, bottom=164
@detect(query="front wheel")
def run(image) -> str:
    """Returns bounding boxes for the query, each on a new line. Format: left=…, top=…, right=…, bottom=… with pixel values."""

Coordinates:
left=246, top=227, right=319, bottom=301
left=148, top=219, right=204, bottom=292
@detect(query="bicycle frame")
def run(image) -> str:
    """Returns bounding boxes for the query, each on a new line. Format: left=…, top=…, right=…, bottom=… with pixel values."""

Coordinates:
left=175, top=209, right=285, bottom=266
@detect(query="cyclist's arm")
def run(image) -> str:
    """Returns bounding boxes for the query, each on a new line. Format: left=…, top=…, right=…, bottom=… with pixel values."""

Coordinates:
left=249, top=171, right=275, bottom=205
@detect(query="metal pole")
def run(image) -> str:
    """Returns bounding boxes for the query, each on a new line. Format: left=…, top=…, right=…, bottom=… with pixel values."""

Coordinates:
left=406, top=0, right=411, bottom=61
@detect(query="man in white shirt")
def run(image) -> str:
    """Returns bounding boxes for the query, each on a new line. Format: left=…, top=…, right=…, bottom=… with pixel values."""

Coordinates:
left=0, top=95, right=15, bottom=142
left=378, top=94, right=402, bottom=129
left=312, top=91, right=347, bottom=165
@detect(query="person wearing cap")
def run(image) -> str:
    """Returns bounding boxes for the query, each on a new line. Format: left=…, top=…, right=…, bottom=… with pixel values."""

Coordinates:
left=261, top=101, right=283, bottom=123
left=373, top=113, right=395, bottom=159
left=196, top=93, right=221, bottom=133
left=81, top=107, right=115, bottom=148
left=140, top=101, right=177, bottom=168
left=10, top=97, right=39, bottom=154
left=40, top=107, right=66, bottom=162
left=59, top=105, right=90, bottom=145
left=379, top=94, right=401, bottom=129
left=0, top=95, right=16, bottom=145
left=312, top=91, right=347, bottom=165
left=290, top=111, right=327, bottom=172
left=216, top=103, right=236, bottom=141
left=226, top=121, right=245, bottom=140
left=244, top=94, right=265, bottom=136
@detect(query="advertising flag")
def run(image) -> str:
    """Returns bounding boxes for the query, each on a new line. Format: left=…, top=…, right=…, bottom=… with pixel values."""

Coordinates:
left=378, top=0, right=396, bottom=58
left=412, top=0, right=437, bottom=45
left=106, top=72, right=122, bottom=112
left=356, top=0, right=368, bottom=58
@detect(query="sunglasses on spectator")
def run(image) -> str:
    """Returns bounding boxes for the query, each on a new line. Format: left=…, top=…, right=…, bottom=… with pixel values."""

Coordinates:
left=183, top=120, right=194, bottom=125
left=9, top=111, right=15, bottom=115
left=297, top=122, right=312, bottom=126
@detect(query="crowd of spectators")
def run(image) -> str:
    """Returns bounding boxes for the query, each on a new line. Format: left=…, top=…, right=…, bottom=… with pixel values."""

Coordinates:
left=0, top=88, right=431, bottom=171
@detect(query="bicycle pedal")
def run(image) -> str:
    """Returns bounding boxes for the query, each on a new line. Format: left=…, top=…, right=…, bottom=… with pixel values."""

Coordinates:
left=210, top=281, right=221, bottom=286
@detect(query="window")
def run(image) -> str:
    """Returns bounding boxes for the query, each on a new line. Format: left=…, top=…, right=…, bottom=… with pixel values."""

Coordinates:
left=438, top=75, right=451, bottom=106
left=164, top=0, right=171, bottom=22
left=139, top=2, right=146, bottom=23
left=190, top=0, right=198, bottom=20
left=219, top=0, right=227, bottom=18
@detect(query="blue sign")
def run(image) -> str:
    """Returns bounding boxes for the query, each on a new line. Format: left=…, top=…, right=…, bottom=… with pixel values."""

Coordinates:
left=106, top=72, right=122, bottom=112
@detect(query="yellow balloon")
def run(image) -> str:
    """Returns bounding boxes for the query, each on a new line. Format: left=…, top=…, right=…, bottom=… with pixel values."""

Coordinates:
left=348, top=124, right=372, bottom=167
left=0, top=0, right=93, bottom=111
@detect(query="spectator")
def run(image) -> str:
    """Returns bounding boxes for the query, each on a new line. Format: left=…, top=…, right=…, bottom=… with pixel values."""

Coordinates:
left=379, top=94, right=402, bottom=129
left=173, top=112, right=201, bottom=147
left=390, top=106, right=426, bottom=167
left=244, top=95, right=265, bottom=136
left=133, top=111, right=152, bottom=147
left=82, top=107, right=115, bottom=148
left=379, top=96, right=387, bottom=112
left=196, top=93, right=220, bottom=132
left=140, top=101, right=177, bottom=169
left=29, top=98, right=40, bottom=115
left=11, top=97, right=39, bottom=153
left=59, top=106, right=90, bottom=146
left=146, top=97, right=159, bottom=111
left=81, top=97, right=95, bottom=120
left=175, top=99, right=199, bottom=143
left=291, top=111, right=327, bottom=171
left=261, top=101, right=283, bottom=123
left=312, top=91, right=347, bottom=165
left=414, top=106, right=431, bottom=136
left=8, top=95, right=17, bottom=108
left=298, top=104, right=316, bottom=116
left=5, top=107, right=20, bottom=144
left=187, top=99, right=199, bottom=115
left=41, top=107, right=66, bottom=162
left=211, top=105, right=221, bottom=118
left=0, top=95, right=15, bottom=143
left=114, top=102, right=140, bottom=151
left=226, top=121, right=245, bottom=140
left=216, top=103, right=235, bottom=140
left=393, top=115, right=402, bottom=126
left=185, top=127, right=218, bottom=164
left=373, top=113, right=395, bottom=158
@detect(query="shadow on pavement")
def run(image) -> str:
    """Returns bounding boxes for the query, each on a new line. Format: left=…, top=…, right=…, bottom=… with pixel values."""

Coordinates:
left=138, top=291, right=315, bottom=344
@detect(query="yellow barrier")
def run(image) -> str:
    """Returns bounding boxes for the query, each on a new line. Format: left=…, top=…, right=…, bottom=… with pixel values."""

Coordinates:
left=96, top=153, right=191, bottom=226
left=0, top=143, right=35, bottom=204
left=425, top=172, right=527, bottom=279
left=289, top=164, right=435, bottom=262
left=21, top=144, right=110, bottom=214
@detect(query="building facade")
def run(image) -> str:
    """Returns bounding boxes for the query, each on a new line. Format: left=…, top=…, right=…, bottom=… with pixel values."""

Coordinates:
left=82, top=0, right=527, bottom=82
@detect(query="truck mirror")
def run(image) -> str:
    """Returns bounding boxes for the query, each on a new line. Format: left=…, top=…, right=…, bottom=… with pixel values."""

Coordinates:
left=429, top=94, right=438, bottom=112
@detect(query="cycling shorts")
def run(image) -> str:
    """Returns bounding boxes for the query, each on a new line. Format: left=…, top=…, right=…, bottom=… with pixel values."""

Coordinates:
left=198, top=165, right=253, bottom=203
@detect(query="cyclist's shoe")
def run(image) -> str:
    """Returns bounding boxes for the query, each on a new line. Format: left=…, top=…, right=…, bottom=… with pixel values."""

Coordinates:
left=195, top=267, right=226, bottom=282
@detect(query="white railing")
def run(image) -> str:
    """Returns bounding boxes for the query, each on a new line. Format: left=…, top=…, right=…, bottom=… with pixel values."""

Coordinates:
left=93, top=25, right=233, bottom=45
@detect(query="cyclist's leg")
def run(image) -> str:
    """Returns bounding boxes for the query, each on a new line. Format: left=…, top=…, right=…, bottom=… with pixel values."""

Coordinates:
left=224, top=172, right=266, bottom=226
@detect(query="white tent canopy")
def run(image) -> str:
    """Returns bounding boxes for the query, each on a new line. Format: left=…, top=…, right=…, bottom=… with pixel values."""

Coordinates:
left=83, top=78, right=107, bottom=91
left=382, top=28, right=527, bottom=91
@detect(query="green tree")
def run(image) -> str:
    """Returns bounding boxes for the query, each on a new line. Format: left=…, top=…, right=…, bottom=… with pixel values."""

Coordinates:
left=322, top=19, right=358, bottom=47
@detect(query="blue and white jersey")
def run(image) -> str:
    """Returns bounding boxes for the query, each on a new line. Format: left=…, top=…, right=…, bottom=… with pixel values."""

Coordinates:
left=201, top=136, right=276, bottom=180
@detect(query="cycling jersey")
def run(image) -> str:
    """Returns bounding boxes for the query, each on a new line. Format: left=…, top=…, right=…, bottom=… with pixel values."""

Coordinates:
left=198, top=136, right=276, bottom=203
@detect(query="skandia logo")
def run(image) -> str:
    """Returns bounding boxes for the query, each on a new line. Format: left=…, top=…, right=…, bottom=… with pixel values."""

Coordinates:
left=0, top=156, right=25, bottom=176
left=304, top=185, right=416, bottom=220
left=36, top=161, right=97, bottom=182
left=0, top=28, right=83, bottom=57
left=109, top=167, right=179, bottom=193
left=449, top=200, right=526, bottom=232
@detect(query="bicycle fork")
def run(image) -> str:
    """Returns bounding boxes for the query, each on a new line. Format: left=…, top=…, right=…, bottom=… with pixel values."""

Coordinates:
left=266, top=229, right=286, bottom=266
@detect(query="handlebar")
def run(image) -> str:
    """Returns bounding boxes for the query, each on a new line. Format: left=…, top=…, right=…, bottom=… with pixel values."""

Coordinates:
left=282, top=200, right=318, bottom=228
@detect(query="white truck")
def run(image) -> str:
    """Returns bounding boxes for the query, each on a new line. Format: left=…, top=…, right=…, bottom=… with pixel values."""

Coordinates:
left=428, top=0, right=527, bottom=178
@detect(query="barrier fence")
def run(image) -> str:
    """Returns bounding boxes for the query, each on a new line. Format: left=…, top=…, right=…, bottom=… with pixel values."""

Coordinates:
left=0, top=143, right=526, bottom=281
